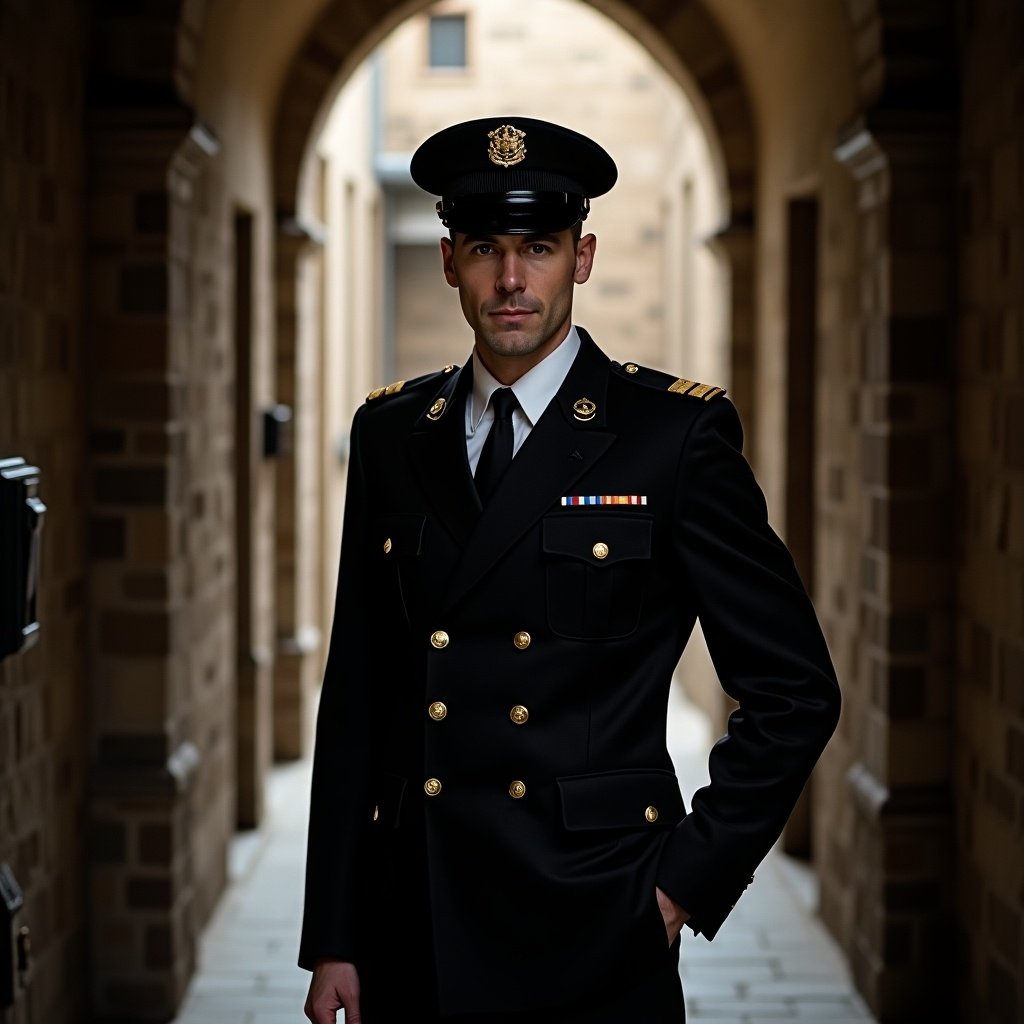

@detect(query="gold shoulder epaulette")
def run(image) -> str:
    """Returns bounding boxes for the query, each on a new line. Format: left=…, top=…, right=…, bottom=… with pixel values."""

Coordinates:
left=667, top=378, right=727, bottom=401
left=366, top=362, right=457, bottom=403
left=366, top=379, right=405, bottom=402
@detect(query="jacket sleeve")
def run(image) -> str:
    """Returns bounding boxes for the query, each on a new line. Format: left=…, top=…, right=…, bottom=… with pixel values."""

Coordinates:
left=298, top=406, right=372, bottom=969
left=655, top=397, right=841, bottom=939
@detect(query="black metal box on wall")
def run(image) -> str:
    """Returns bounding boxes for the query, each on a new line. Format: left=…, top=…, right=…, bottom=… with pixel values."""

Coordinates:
left=0, top=458, right=45, bottom=661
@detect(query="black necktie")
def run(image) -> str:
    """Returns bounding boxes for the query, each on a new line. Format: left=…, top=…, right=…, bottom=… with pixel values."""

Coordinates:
left=475, top=388, right=518, bottom=503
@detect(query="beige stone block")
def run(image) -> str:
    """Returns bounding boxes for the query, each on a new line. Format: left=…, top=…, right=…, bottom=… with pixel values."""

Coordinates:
left=91, top=866, right=122, bottom=914
left=890, top=252, right=954, bottom=317
left=887, top=721, right=952, bottom=786
left=92, top=917, right=140, bottom=971
left=991, top=139, right=1021, bottom=222
left=957, top=383, right=997, bottom=462
left=128, top=510, right=175, bottom=562
left=97, top=661, right=170, bottom=731
left=971, top=801, right=1020, bottom=891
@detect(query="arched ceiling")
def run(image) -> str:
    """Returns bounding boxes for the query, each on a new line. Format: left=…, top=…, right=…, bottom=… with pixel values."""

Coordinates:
left=190, top=0, right=763, bottom=225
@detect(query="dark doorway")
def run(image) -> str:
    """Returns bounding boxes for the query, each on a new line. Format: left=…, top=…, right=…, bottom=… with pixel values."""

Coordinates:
left=233, top=209, right=264, bottom=828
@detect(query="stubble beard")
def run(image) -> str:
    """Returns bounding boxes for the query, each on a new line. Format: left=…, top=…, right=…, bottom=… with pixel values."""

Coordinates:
left=474, top=303, right=572, bottom=362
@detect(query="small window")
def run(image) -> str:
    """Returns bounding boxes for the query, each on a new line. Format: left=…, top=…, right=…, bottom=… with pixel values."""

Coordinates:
left=428, top=14, right=467, bottom=69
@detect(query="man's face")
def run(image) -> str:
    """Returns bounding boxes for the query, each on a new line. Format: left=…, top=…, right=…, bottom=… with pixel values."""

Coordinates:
left=440, top=228, right=596, bottom=369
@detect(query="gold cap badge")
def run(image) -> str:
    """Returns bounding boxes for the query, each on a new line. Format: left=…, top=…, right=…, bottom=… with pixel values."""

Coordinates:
left=487, top=124, right=527, bottom=168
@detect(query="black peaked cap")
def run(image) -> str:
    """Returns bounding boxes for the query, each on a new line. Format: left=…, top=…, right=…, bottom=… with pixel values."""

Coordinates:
left=410, top=116, right=617, bottom=234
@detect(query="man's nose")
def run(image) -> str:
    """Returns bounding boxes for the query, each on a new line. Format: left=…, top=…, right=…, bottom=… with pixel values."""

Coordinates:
left=496, top=253, right=525, bottom=293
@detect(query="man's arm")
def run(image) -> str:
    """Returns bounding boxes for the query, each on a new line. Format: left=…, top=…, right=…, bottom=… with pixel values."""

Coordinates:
left=657, top=397, right=841, bottom=937
left=300, top=407, right=373, bottom=973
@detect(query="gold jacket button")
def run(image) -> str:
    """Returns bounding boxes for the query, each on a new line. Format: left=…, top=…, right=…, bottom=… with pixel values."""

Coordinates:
left=430, top=630, right=449, bottom=649
left=372, top=805, right=379, bottom=821
left=509, top=705, right=529, bottom=725
left=625, top=363, right=639, bottom=374
left=644, top=805, right=659, bottom=823
left=424, top=778, right=442, bottom=796
left=513, top=631, right=531, bottom=650
left=428, top=701, right=447, bottom=721
left=383, top=537, right=392, bottom=554
left=508, top=780, right=527, bottom=799
left=592, top=541, right=609, bottom=560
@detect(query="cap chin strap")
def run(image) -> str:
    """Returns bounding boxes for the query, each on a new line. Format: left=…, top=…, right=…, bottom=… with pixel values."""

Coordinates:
left=437, top=191, right=590, bottom=234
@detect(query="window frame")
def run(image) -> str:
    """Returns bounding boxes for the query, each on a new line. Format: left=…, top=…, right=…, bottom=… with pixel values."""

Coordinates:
left=423, top=9, right=471, bottom=74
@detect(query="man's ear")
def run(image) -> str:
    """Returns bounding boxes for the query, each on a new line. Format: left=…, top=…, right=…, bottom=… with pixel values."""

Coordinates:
left=440, top=237, right=459, bottom=288
left=574, top=233, right=597, bottom=285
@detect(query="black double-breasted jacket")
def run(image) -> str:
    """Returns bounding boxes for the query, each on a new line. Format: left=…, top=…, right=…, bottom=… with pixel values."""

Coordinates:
left=299, top=329, right=841, bottom=1016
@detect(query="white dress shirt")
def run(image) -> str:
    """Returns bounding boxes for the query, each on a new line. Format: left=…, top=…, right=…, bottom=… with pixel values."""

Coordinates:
left=465, top=326, right=582, bottom=476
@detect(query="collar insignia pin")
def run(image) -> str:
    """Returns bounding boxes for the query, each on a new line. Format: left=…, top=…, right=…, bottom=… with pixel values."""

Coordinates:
left=427, top=397, right=447, bottom=421
left=572, top=397, right=597, bottom=422
left=487, top=124, right=527, bottom=168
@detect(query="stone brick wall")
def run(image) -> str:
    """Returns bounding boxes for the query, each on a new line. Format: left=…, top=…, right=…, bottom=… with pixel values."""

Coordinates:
left=85, top=27, right=235, bottom=1008
left=0, top=1, right=89, bottom=1021
left=814, top=1, right=963, bottom=1019
left=955, top=1, right=1024, bottom=1020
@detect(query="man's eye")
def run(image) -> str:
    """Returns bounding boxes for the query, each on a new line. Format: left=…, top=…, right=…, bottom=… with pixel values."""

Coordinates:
left=474, top=244, right=494, bottom=255
left=528, top=244, right=550, bottom=255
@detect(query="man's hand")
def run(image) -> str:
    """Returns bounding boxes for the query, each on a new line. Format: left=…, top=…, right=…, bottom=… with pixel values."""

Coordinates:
left=305, top=960, right=361, bottom=1024
left=655, top=886, right=690, bottom=946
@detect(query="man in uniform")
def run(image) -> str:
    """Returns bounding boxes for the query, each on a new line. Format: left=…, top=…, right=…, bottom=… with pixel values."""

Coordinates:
left=301, top=116, right=841, bottom=1023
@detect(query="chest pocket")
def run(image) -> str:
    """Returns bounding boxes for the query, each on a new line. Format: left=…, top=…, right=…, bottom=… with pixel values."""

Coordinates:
left=542, top=513, right=653, bottom=640
left=375, top=513, right=425, bottom=627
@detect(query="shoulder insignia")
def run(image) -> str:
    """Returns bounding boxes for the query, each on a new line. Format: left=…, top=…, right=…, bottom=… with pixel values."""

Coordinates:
left=613, top=360, right=726, bottom=401
left=367, top=379, right=404, bottom=401
left=366, top=363, right=460, bottom=403
left=667, top=378, right=726, bottom=401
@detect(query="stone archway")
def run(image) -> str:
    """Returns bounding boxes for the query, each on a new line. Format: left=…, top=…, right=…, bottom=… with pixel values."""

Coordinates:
left=266, top=1, right=759, bottom=782
left=271, top=0, right=757, bottom=414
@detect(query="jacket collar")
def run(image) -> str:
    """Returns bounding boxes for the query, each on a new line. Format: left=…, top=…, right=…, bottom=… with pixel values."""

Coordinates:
left=441, top=327, right=615, bottom=611
left=405, top=329, right=616, bottom=610
left=406, top=362, right=480, bottom=548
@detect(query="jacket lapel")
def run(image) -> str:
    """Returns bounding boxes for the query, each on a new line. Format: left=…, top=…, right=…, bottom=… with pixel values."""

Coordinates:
left=442, top=331, right=615, bottom=611
left=406, top=365, right=480, bottom=548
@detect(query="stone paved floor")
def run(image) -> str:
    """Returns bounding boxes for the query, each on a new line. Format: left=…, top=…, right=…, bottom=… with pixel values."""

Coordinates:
left=172, top=684, right=876, bottom=1023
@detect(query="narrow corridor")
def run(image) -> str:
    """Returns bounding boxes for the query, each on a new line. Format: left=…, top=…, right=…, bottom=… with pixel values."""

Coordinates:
left=171, top=686, right=876, bottom=1023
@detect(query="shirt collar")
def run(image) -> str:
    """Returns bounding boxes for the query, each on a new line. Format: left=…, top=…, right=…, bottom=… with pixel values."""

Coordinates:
left=470, top=326, right=582, bottom=430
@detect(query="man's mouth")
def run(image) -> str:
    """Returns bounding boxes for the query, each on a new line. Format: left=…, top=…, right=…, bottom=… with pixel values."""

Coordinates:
left=489, top=307, right=536, bottom=321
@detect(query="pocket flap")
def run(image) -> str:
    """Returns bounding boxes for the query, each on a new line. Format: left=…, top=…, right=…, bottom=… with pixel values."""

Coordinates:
left=375, top=513, right=425, bottom=558
left=369, top=772, right=407, bottom=828
left=558, top=768, right=684, bottom=830
left=542, top=514, right=653, bottom=565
